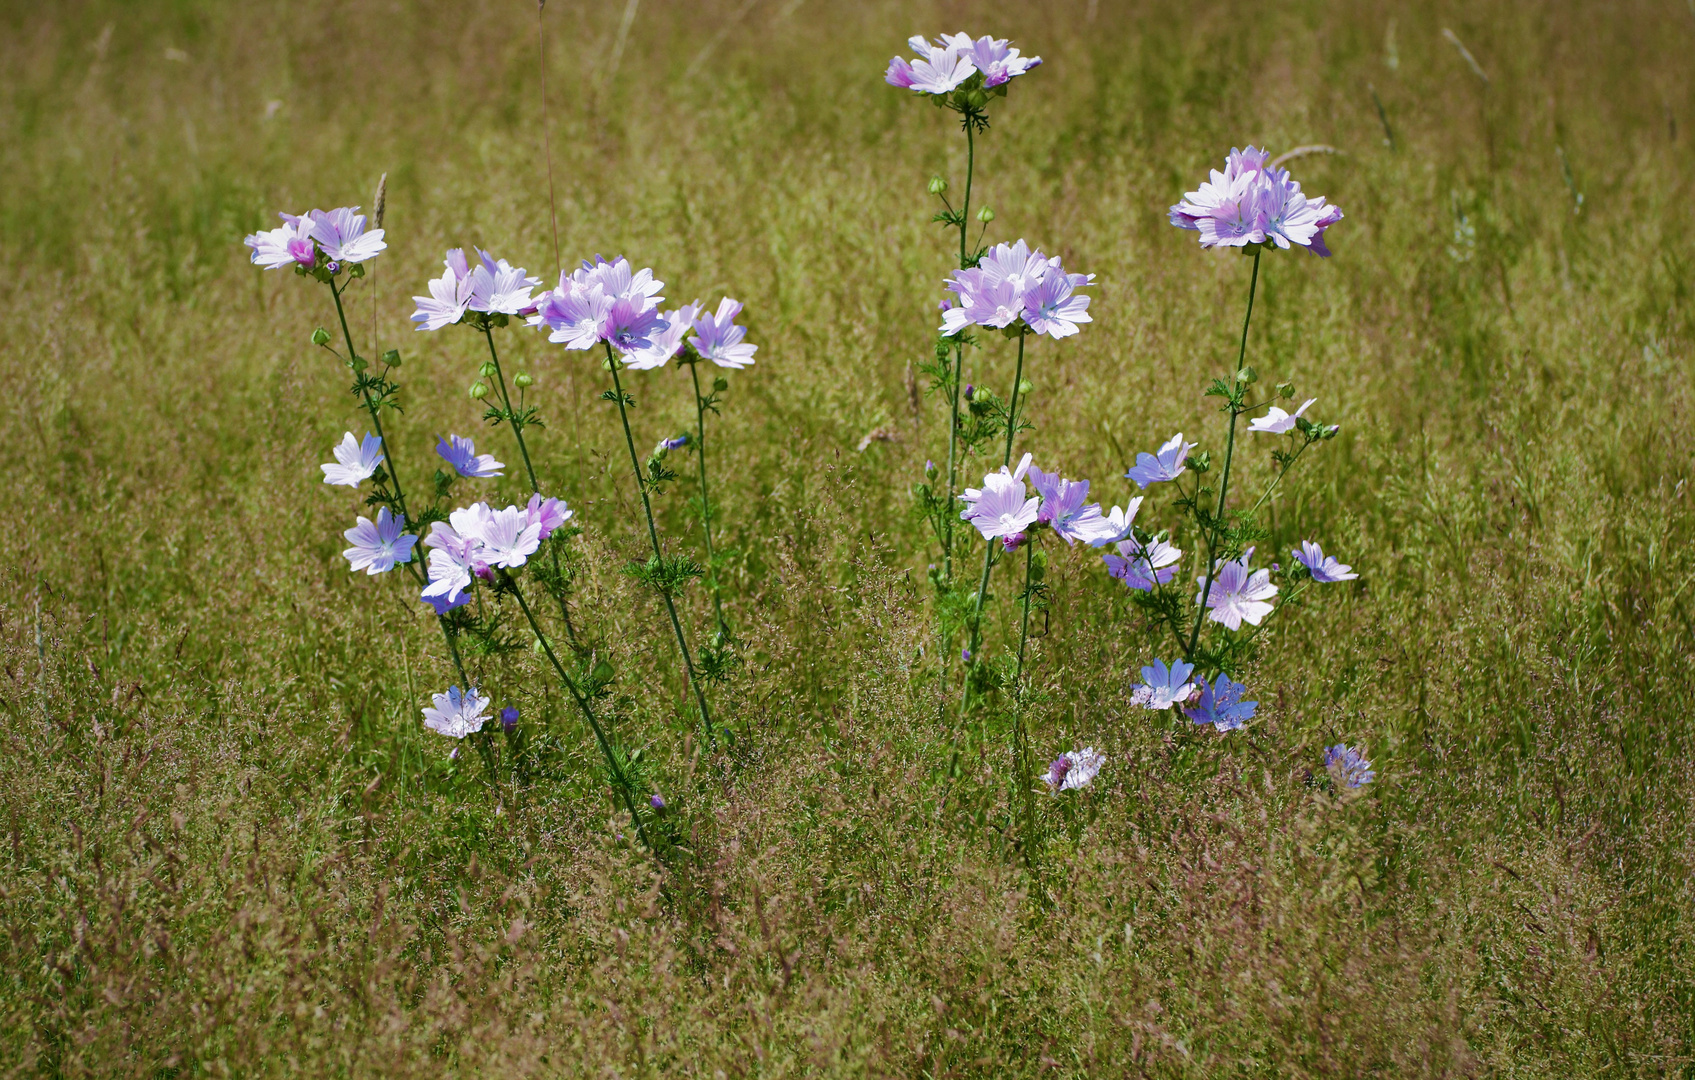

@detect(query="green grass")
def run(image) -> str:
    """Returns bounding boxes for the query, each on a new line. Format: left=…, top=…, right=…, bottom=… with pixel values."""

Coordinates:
left=3, top=0, right=1694, bottom=1074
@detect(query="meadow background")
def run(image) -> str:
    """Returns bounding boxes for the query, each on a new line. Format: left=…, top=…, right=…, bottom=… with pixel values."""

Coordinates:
left=4, top=0, right=1695, bottom=1074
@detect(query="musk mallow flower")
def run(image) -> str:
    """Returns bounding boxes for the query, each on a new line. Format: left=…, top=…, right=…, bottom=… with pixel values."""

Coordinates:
left=623, top=303, right=700, bottom=371
left=321, top=431, right=384, bottom=487
left=1130, top=659, right=1196, bottom=710
left=1088, top=498, right=1145, bottom=548
left=468, top=249, right=542, bottom=315
left=525, top=493, right=572, bottom=540
left=1126, top=433, right=1196, bottom=488
left=412, top=249, right=474, bottom=331
left=1104, top=534, right=1182, bottom=591
left=437, top=434, right=504, bottom=479
left=422, top=685, right=491, bottom=739
left=244, top=213, right=317, bottom=269
left=1169, top=147, right=1343, bottom=255
left=570, top=254, right=664, bottom=309
left=959, top=34, right=1041, bottom=87
left=688, top=297, right=758, bottom=369
left=1293, top=540, right=1358, bottom=583
left=1044, top=747, right=1105, bottom=793
left=604, top=294, right=668, bottom=354
left=342, top=507, right=416, bottom=575
left=420, top=506, right=492, bottom=608
left=500, top=706, right=520, bottom=731
left=885, top=35, right=976, bottom=95
left=1248, top=398, right=1317, bottom=435
left=1027, top=465, right=1118, bottom=545
left=1324, top=744, right=1376, bottom=788
left=479, top=505, right=542, bottom=569
left=1196, top=547, right=1279, bottom=630
left=306, top=206, right=386, bottom=264
left=959, top=453, right=1038, bottom=540
left=1021, top=268, right=1092, bottom=340
left=1184, top=673, right=1257, bottom=731
left=532, top=280, right=612, bottom=350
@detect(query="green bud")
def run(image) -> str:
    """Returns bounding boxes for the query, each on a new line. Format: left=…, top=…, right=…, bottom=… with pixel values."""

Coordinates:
left=351, top=355, right=368, bottom=373
left=712, top=376, right=729, bottom=393
left=349, top=262, right=366, bottom=279
left=928, top=176, right=948, bottom=196
left=1275, top=381, right=1294, bottom=399
left=382, top=349, right=401, bottom=367
left=976, top=206, right=995, bottom=223
left=478, top=360, right=498, bottom=378
left=967, top=89, right=988, bottom=109
left=1237, top=366, right=1258, bottom=384
left=1030, top=549, right=1048, bottom=580
left=1322, top=424, right=1340, bottom=440
left=1018, top=378, right=1033, bottom=396
left=513, top=372, right=534, bottom=389
left=469, top=381, right=489, bottom=400
left=311, top=327, right=331, bottom=346
left=1191, top=450, right=1212, bottom=473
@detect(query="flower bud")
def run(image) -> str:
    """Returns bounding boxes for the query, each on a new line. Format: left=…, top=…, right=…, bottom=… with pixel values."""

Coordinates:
left=1275, top=381, right=1294, bottom=399
left=1237, top=365, right=1258, bottom=384
left=976, top=206, right=995, bottom=223
left=351, top=355, right=368, bottom=373
left=924, top=459, right=938, bottom=480
left=500, top=706, right=520, bottom=732
left=311, top=327, right=331, bottom=346
left=1017, top=378, right=1033, bottom=396
left=382, top=349, right=402, bottom=367
left=513, top=372, right=534, bottom=389
left=325, top=261, right=341, bottom=275
left=964, top=384, right=975, bottom=400
left=469, top=381, right=489, bottom=400
left=1323, top=424, right=1340, bottom=440
left=478, top=360, right=498, bottom=378
left=712, top=375, right=729, bottom=393
left=650, top=793, right=666, bottom=811
left=928, top=176, right=948, bottom=195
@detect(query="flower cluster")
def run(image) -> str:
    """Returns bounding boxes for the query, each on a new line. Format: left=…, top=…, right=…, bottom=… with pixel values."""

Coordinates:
left=411, top=248, right=544, bottom=331
left=940, top=240, right=1093, bottom=340
left=244, top=207, right=386, bottom=271
left=885, top=33, right=1040, bottom=96
left=1168, top=147, right=1343, bottom=255
left=421, top=495, right=572, bottom=613
left=958, top=453, right=1138, bottom=549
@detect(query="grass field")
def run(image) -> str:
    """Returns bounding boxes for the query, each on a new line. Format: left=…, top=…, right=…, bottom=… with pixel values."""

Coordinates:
left=4, top=0, right=1695, bottom=1074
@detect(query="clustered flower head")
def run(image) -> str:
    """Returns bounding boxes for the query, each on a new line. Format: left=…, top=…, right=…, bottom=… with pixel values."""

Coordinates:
left=420, top=497, right=570, bottom=613
left=960, top=455, right=1136, bottom=547
left=940, top=241, right=1094, bottom=340
left=422, top=685, right=491, bottom=739
left=1197, top=547, right=1279, bottom=630
left=1169, top=147, right=1343, bottom=255
left=321, top=431, right=384, bottom=487
left=1324, top=744, right=1375, bottom=788
left=1293, top=540, right=1358, bottom=583
left=886, top=32, right=1040, bottom=97
left=1183, top=673, right=1257, bottom=732
left=245, top=207, right=387, bottom=271
left=530, top=255, right=666, bottom=354
left=412, top=248, right=544, bottom=331
left=1044, top=747, right=1105, bottom=793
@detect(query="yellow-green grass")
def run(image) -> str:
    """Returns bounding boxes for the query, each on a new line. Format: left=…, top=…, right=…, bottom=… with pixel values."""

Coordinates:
left=2, top=0, right=1692, bottom=1074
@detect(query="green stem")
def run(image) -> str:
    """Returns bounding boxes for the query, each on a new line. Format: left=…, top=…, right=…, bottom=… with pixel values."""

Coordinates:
left=483, top=326, right=580, bottom=644
left=505, top=573, right=654, bottom=853
left=1014, top=540, right=1035, bottom=691
left=687, top=361, right=727, bottom=635
left=1187, top=248, right=1261, bottom=662
left=942, top=123, right=975, bottom=586
left=604, top=343, right=716, bottom=744
left=1247, top=436, right=1314, bottom=519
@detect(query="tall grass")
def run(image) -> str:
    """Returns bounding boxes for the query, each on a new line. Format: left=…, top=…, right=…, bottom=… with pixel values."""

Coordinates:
left=2, top=0, right=1693, bottom=1074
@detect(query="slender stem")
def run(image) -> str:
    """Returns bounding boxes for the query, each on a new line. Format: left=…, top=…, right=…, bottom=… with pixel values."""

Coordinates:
left=604, top=343, right=716, bottom=744
left=941, top=124, right=976, bottom=586
left=505, top=573, right=654, bottom=853
left=999, top=330, right=1027, bottom=468
left=1247, top=436, right=1314, bottom=519
left=960, top=123, right=975, bottom=268
left=1014, top=540, right=1035, bottom=691
left=959, top=330, right=1028, bottom=713
left=1012, top=541, right=1037, bottom=874
left=483, top=326, right=579, bottom=643
left=687, top=361, right=726, bottom=635
left=1187, top=249, right=1262, bottom=661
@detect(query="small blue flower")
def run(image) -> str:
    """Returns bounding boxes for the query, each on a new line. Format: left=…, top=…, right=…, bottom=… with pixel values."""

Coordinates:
left=1324, top=744, right=1375, bottom=788
left=500, top=706, right=520, bottom=731
left=1183, top=673, right=1257, bottom=732
left=649, top=793, right=666, bottom=810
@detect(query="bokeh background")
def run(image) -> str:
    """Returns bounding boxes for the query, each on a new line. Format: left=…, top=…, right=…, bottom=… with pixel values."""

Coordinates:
left=3, top=0, right=1694, bottom=1074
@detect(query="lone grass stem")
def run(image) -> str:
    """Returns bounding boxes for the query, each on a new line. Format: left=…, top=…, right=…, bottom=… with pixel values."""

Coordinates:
left=960, top=328, right=1027, bottom=714
left=604, top=342, right=716, bottom=744
left=505, top=572, right=653, bottom=853
left=686, top=361, right=727, bottom=635
left=483, top=326, right=579, bottom=643
left=1187, top=247, right=1261, bottom=661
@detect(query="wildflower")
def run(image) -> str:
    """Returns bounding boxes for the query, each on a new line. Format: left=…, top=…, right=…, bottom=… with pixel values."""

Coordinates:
left=660, top=434, right=689, bottom=451
left=1044, top=747, right=1105, bottom=792
left=1132, top=659, right=1196, bottom=710
left=959, top=453, right=1039, bottom=540
left=1027, top=465, right=1117, bottom=545
left=422, top=685, right=491, bottom=739
left=436, top=434, right=505, bottom=479
left=1183, top=673, right=1257, bottom=731
left=885, top=35, right=976, bottom=95
left=688, top=297, right=759, bottom=369
left=979, top=239, right=1051, bottom=293
left=524, top=493, right=573, bottom=540
left=1021, top=267, right=1093, bottom=340
left=1169, top=147, right=1343, bottom=255
left=411, top=249, right=475, bottom=331
left=320, top=431, right=384, bottom=487
left=624, top=303, right=700, bottom=371
left=342, top=507, right=416, bottom=575
left=649, top=793, right=667, bottom=810
left=1324, top=744, right=1376, bottom=788
left=306, top=206, right=386, bottom=264
left=420, top=505, right=492, bottom=608
left=500, top=706, right=520, bottom=731
left=604, top=294, right=668, bottom=354
left=1196, top=547, right=1279, bottom=630
left=1089, top=498, right=1145, bottom=547
left=479, top=505, right=542, bottom=569
left=1105, top=535, right=1182, bottom=591
left=940, top=266, right=1023, bottom=334
left=421, top=590, right=469, bottom=615
left=1001, top=531, right=1027, bottom=552
left=1293, top=540, right=1358, bottom=582
left=1249, top=398, right=1317, bottom=435
left=1126, top=433, right=1195, bottom=488
left=244, top=213, right=317, bottom=269
left=467, top=249, right=543, bottom=315
left=959, top=34, right=1041, bottom=87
